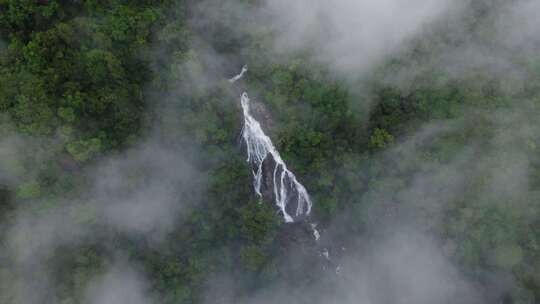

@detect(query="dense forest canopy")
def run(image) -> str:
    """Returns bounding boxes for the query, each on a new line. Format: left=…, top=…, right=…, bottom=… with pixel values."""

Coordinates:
left=1, top=0, right=540, bottom=303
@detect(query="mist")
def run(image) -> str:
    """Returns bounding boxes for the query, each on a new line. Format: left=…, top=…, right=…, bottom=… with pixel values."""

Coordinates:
left=83, top=261, right=153, bottom=304
left=1, top=0, right=540, bottom=303
left=230, top=232, right=482, bottom=304
left=264, top=0, right=462, bottom=75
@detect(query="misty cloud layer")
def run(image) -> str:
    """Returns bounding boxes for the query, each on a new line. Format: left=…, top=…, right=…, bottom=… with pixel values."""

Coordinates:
left=2, top=0, right=540, bottom=303
left=495, top=0, right=540, bottom=54
left=265, top=0, right=461, bottom=74
left=0, top=135, right=206, bottom=304
left=220, top=103, right=540, bottom=304
left=382, top=0, right=540, bottom=93
left=84, top=262, right=153, bottom=304
left=243, top=233, right=481, bottom=304
left=91, top=141, right=206, bottom=236
left=0, top=135, right=29, bottom=186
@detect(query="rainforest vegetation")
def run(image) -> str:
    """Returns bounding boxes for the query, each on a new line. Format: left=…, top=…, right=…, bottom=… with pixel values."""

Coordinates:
left=1, top=1, right=539, bottom=303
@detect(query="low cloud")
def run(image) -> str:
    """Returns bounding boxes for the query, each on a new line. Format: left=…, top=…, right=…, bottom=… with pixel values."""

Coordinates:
left=495, top=0, right=540, bottom=55
left=383, top=0, right=540, bottom=93
left=219, top=230, right=482, bottom=304
left=265, top=0, right=461, bottom=75
left=91, top=140, right=206, bottom=237
left=84, top=261, right=153, bottom=304
left=0, top=136, right=206, bottom=303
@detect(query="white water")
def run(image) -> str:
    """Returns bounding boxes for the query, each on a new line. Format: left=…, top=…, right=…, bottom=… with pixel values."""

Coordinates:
left=321, top=248, right=330, bottom=260
left=229, top=65, right=312, bottom=222
left=230, top=65, right=341, bottom=273
left=240, top=92, right=312, bottom=222
left=229, top=65, right=248, bottom=83
left=311, top=223, right=321, bottom=241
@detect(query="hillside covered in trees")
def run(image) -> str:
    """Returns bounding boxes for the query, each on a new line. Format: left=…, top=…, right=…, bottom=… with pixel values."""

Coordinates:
left=1, top=0, right=540, bottom=303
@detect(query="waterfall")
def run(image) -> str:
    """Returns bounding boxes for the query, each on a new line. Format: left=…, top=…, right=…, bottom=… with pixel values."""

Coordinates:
left=240, top=92, right=312, bottom=222
left=229, top=65, right=312, bottom=223
left=311, top=223, right=321, bottom=241
left=229, top=65, right=248, bottom=83
left=230, top=65, right=341, bottom=274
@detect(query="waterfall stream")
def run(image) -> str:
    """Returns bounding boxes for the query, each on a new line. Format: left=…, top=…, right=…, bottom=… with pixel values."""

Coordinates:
left=229, top=65, right=248, bottom=83
left=240, top=92, right=312, bottom=222
left=230, top=65, right=313, bottom=222
left=230, top=65, right=339, bottom=273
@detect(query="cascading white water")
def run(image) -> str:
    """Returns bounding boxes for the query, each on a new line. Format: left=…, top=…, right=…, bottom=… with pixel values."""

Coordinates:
left=229, top=65, right=313, bottom=223
left=229, top=65, right=341, bottom=273
left=311, top=223, right=321, bottom=241
left=240, top=92, right=312, bottom=223
left=229, top=65, right=248, bottom=83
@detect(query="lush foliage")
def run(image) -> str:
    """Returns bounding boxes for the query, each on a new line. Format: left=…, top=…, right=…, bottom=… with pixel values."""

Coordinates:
left=1, top=1, right=540, bottom=303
